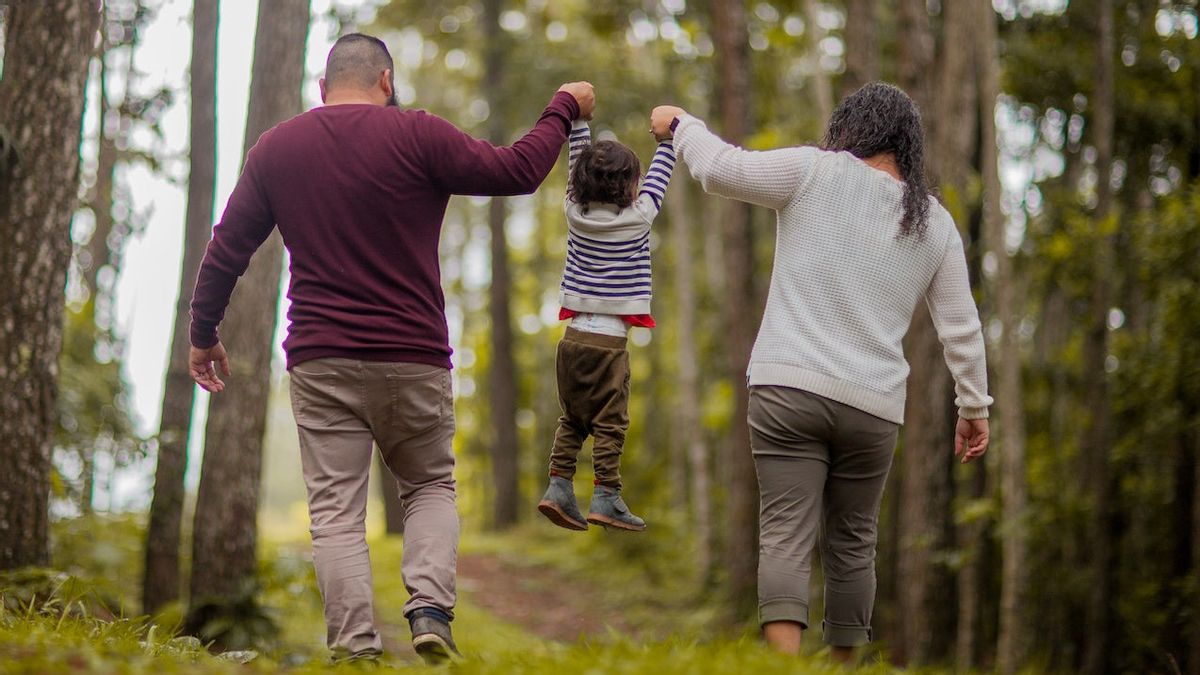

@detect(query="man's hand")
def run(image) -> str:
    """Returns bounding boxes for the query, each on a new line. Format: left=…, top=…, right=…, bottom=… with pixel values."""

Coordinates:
left=954, top=417, right=990, bottom=463
left=558, top=82, right=595, bottom=120
left=190, top=342, right=231, bottom=393
left=650, top=105, right=686, bottom=141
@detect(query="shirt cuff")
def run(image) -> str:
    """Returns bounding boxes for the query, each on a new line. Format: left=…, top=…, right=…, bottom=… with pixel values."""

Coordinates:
left=958, top=406, right=990, bottom=420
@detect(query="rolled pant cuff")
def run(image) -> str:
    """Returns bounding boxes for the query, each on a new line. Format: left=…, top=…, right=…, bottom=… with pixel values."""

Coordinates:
left=822, top=620, right=871, bottom=647
left=759, top=599, right=809, bottom=628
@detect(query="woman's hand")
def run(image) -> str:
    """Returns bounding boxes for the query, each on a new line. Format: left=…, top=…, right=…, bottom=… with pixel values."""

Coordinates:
left=954, top=417, right=990, bottom=463
left=650, top=105, right=686, bottom=141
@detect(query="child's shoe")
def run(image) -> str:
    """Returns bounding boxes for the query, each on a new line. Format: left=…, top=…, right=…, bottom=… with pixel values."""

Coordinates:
left=586, top=485, right=646, bottom=532
left=537, top=475, right=588, bottom=531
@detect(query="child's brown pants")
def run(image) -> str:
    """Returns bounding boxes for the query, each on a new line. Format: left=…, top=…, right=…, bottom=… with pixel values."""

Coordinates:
left=548, top=327, right=631, bottom=489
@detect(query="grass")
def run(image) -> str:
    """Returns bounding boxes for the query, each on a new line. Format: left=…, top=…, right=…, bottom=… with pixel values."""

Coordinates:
left=0, top=515, right=926, bottom=673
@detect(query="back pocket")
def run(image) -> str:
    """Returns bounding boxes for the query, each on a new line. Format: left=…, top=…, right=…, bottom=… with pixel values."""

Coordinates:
left=386, top=367, right=449, bottom=435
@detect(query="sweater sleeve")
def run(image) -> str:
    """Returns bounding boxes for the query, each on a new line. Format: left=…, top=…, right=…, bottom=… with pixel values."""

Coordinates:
left=567, top=120, right=591, bottom=176
left=924, top=227, right=993, bottom=419
left=189, top=139, right=277, bottom=349
left=637, top=141, right=675, bottom=212
left=421, top=91, right=579, bottom=196
left=672, top=114, right=817, bottom=211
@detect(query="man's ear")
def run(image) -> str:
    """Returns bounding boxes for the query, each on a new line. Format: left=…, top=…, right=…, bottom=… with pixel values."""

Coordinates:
left=380, top=69, right=394, bottom=100
left=318, top=77, right=328, bottom=103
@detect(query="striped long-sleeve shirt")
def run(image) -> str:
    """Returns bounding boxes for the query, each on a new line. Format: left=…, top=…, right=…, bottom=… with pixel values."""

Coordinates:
left=559, top=121, right=675, bottom=317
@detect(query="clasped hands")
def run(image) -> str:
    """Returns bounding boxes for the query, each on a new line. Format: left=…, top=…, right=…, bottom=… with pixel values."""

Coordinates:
left=557, top=82, right=685, bottom=143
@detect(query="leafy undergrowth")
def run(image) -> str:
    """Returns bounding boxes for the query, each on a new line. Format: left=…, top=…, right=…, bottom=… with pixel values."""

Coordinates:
left=0, top=516, right=929, bottom=673
left=0, top=603, right=905, bottom=674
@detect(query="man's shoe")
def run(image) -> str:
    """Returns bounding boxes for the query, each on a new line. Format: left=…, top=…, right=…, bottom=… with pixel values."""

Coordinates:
left=537, top=475, right=588, bottom=531
left=409, top=613, right=461, bottom=664
left=587, top=485, right=646, bottom=532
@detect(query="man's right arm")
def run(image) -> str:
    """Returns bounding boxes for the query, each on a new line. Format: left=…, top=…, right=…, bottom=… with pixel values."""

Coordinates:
left=421, top=84, right=592, bottom=197
left=189, top=144, right=276, bottom=351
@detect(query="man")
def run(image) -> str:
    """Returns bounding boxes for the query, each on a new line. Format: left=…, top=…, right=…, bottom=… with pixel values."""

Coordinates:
left=188, top=32, right=594, bottom=663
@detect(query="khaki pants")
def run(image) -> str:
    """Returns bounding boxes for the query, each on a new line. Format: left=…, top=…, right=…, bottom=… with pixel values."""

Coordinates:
left=749, top=385, right=899, bottom=647
left=548, top=327, right=631, bottom=489
left=289, top=358, right=458, bottom=657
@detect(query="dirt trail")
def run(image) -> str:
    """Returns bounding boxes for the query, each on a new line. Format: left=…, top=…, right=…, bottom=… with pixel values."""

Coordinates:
left=456, top=552, right=634, bottom=642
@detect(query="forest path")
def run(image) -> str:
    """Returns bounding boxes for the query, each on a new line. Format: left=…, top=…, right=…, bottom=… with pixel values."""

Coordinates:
left=455, top=550, right=636, bottom=642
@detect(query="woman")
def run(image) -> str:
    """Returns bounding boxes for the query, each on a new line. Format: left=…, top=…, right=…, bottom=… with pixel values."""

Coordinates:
left=649, top=83, right=992, bottom=662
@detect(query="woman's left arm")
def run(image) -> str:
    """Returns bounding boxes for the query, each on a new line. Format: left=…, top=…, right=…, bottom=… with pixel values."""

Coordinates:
left=650, top=107, right=816, bottom=210
left=925, top=229, right=994, bottom=420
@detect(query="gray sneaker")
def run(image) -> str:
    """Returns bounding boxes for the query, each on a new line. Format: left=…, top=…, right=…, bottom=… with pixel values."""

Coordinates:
left=410, top=615, right=461, bottom=664
left=537, top=475, right=588, bottom=531
left=587, top=485, right=646, bottom=532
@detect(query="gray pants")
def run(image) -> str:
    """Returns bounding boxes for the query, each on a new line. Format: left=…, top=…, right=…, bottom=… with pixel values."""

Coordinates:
left=290, top=358, right=458, bottom=658
left=749, top=385, right=899, bottom=647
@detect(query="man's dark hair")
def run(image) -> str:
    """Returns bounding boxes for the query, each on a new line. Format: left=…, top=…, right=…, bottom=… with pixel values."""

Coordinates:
left=325, top=33, right=395, bottom=98
left=568, top=141, right=641, bottom=208
left=822, top=82, right=931, bottom=237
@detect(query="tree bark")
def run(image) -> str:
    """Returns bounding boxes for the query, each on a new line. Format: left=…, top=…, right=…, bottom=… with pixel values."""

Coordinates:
left=1082, top=1, right=1116, bottom=672
left=978, top=1, right=1029, bottom=671
left=143, top=0, right=218, bottom=615
left=710, top=0, right=759, bottom=621
left=804, top=0, right=834, bottom=122
left=893, top=0, right=955, bottom=664
left=668, top=179, right=712, bottom=580
left=936, top=3, right=987, bottom=668
left=0, top=0, right=101, bottom=570
left=84, top=31, right=118, bottom=299
left=481, top=0, right=520, bottom=530
left=840, top=0, right=878, bottom=99
left=1191, top=429, right=1200, bottom=675
left=189, top=0, right=310, bottom=604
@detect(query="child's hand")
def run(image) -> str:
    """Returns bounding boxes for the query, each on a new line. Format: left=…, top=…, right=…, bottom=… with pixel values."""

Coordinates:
left=558, top=82, right=595, bottom=120
left=650, top=105, right=685, bottom=141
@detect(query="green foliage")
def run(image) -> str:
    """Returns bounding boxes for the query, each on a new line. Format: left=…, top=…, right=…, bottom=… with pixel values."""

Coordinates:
left=2, top=528, right=933, bottom=673
left=54, top=302, right=143, bottom=513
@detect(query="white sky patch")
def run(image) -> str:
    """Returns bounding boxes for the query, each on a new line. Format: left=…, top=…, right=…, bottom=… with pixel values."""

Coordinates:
left=106, top=0, right=352, bottom=509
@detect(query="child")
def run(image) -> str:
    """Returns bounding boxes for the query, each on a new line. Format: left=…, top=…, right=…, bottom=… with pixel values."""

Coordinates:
left=537, top=120, right=675, bottom=532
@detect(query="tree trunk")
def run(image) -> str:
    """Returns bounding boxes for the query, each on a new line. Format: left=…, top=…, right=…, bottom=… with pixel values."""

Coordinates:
left=189, top=0, right=310, bottom=605
left=804, top=0, right=834, bottom=121
left=710, top=0, right=759, bottom=622
left=840, top=0, right=878, bottom=99
left=1191, top=429, right=1200, bottom=675
left=377, top=452, right=406, bottom=535
left=0, top=1, right=101, bottom=570
left=84, top=36, right=118, bottom=299
left=481, top=0, right=520, bottom=530
left=142, top=0, right=218, bottom=616
left=978, top=0, right=1029, bottom=671
left=669, top=179, right=712, bottom=580
left=1082, top=2, right=1116, bottom=672
left=936, top=3, right=987, bottom=669
left=893, top=0, right=956, bottom=664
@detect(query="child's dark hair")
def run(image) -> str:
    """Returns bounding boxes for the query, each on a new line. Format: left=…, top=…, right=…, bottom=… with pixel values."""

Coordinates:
left=568, top=141, right=641, bottom=208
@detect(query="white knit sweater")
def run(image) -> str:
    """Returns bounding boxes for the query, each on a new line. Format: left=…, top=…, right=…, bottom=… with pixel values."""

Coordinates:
left=673, top=115, right=992, bottom=424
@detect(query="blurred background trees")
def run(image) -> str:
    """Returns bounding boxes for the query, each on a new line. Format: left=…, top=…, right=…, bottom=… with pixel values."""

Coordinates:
left=0, top=0, right=1197, bottom=673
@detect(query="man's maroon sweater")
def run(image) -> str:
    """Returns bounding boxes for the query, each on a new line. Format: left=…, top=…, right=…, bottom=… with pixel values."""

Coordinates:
left=190, top=91, right=580, bottom=370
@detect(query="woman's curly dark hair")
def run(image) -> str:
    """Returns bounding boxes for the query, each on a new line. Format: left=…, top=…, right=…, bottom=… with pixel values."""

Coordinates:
left=568, top=140, right=641, bottom=208
left=821, top=82, right=931, bottom=237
